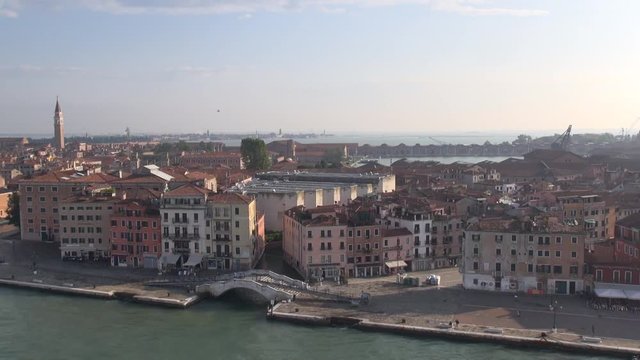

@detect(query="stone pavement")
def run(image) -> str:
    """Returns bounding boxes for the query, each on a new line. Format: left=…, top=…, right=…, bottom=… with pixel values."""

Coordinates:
left=286, top=267, right=640, bottom=351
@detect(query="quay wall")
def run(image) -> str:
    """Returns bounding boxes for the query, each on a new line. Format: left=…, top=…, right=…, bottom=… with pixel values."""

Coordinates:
left=266, top=308, right=639, bottom=359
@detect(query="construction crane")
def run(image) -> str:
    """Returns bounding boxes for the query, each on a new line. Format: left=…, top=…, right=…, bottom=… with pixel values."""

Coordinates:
left=550, top=125, right=572, bottom=150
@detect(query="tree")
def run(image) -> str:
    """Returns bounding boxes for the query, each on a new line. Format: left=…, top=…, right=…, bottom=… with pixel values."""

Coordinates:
left=241, top=138, right=271, bottom=170
left=512, top=134, right=532, bottom=145
left=7, top=192, right=20, bottom=228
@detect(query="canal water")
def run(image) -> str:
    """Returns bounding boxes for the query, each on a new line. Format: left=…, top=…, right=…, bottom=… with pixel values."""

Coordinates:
left=0, top=288, right=615, bottom=360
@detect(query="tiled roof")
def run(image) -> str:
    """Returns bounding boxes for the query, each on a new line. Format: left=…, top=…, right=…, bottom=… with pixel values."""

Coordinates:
left=210, top=192, right=253, bottom=204
left=165, top=184, right=209, bottom=197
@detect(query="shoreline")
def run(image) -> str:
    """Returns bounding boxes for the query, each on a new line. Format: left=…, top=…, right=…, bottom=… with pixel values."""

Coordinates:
left=2, top=275, right=639, bottom=358
left=0, top=278, right=202, bottom=309
left=266, top=303, right=640, bottom=359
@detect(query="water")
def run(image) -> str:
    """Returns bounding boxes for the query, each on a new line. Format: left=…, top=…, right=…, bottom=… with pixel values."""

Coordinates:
left=366, top=156, right=521, bottom=166
left=0, top=288, right=615, bottom=360
left=218, top=133, right=523, bottom=147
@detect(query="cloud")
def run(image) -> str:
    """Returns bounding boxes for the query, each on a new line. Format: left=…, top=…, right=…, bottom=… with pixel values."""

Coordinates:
left=1, top=0, right=548, bottom=17
left=0, top=0, right=21, bottom=17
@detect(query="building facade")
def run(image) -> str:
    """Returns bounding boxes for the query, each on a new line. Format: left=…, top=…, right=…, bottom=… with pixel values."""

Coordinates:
left=110, top=199, right=162, bottom=268
left=462, top=217, right=586, bottom=295
left=59, top=193, right=115, bottom=260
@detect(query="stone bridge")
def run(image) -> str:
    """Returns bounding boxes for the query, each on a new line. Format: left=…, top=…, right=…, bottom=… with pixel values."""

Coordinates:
left=197, top=279, right=294, bottom=303
left=196, top=270, right=308, bottom=303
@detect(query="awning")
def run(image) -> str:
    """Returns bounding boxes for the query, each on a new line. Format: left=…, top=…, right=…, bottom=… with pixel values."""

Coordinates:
left=183, top=254, right=204, bottom=267
left=161, top=253, right=181, bottom=265
left=385, top=260, right=407, bottom=268
left=594, top=282, right=640, bottom=300
left=624, top=290, right=640, bottom=301
left=594, top=288, right=627, bottom=299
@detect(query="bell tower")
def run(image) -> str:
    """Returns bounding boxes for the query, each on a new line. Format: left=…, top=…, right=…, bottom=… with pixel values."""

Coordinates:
left=54, top=96, right=65, bottom=150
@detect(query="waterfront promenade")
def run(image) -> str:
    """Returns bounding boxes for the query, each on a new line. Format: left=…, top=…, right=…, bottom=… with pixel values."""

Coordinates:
left=273, top=267, right=640, bottom=354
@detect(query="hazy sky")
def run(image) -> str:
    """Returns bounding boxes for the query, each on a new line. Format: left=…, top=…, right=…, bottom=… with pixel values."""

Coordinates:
left=1, top=0, right=639, bottom=136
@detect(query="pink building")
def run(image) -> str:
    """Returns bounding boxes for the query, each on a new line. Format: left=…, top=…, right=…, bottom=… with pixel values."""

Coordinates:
left=110, top=199, right=162, bottom=268
left=283, top=205, right=385, bottom=281
left=283, top=206, right=347, bottom=282
left=381, top=228, right=413, bottom=273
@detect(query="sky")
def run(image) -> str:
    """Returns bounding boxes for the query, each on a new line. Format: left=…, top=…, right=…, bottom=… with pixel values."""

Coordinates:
left=1, top=0, right=639, bottom=136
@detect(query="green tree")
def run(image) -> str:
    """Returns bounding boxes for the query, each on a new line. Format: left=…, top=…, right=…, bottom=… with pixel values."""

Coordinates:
left=241, top=138, right=271, bottom=170
left=7, top=192, right=20, bottom=228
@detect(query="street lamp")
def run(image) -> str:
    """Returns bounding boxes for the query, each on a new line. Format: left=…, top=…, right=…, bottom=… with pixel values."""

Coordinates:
left=550, top=297, right=562, bottom=333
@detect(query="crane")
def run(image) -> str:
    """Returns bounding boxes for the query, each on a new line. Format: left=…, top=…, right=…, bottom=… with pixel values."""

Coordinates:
left=550, top=125, right=572, bottom=150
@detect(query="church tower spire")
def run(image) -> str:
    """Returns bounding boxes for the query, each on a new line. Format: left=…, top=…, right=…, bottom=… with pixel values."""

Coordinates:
left=54, top=96, right=65, bottom=150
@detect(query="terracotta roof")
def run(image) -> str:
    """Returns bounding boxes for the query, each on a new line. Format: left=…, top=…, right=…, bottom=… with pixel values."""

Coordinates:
left=165, top=184, right=208, bottom=197
left=112, top=174, right=166, bottom=184
left=210, top=192, right=253, bottom=204
left=65, top=173, right=117, bottom=183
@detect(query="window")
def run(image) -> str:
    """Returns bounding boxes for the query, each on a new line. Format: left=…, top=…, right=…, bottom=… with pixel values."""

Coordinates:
left=571, top=251, right=577, bottom=258
left=511, top=249, right=516, bottom=256
left=595, top=269, right=603, bottom=281
left=625, top=271, right=632, bottom=284
left=528, top=235, right=533, bottom=242
left=320, top=230, right=325, bottom=238
left=307, top=231, right=312, bottom=238
left=340, top=230, right=344, bottom=237
left=235, top=235, right=240, bottom=241
left=613, top=270, right=620, bottom=283
left=235, top=247, right=240, bottom=255
left=473, top=247, right=478, bottom=255
left=307, top=243, right=313, bottom=251
left=164, top=242, right=169, bottom=250
left=553, top=265, right=562, bottom=274
left=496, top=248, right=502, bottom=256
left=495, top=263, right=501, bottom=272
left=511, top=235, right=516, bottom=242
left=235, top=207, right=239, bottom=215
left=555, top=251, right=561, bottom=257
left=473, top=261, right=479, bottom=270
left=327, top=230, right=332, bottom=238
left=571, top=237, right=578, bottom=244
left=537, top=250, right=543, bottom=256
left=555, top=236, right=562, bottom=244
left=528, top=264, right=533, bottom=273
left=510, top=263, right=516, bottom=272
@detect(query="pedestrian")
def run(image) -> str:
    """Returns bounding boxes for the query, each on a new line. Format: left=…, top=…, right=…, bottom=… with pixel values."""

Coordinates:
left=449, top=321, right=452, bottom=328
left=455, top=319, right=460, bottom=328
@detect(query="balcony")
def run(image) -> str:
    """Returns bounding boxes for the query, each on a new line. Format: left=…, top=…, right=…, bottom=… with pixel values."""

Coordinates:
left=172, top=218, right=189, bottom=224
left=166, top=234, right=200, bottom=240
left=384, top=245, right=403, bottom=251
left=173, top=248, right=190, bottom=254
